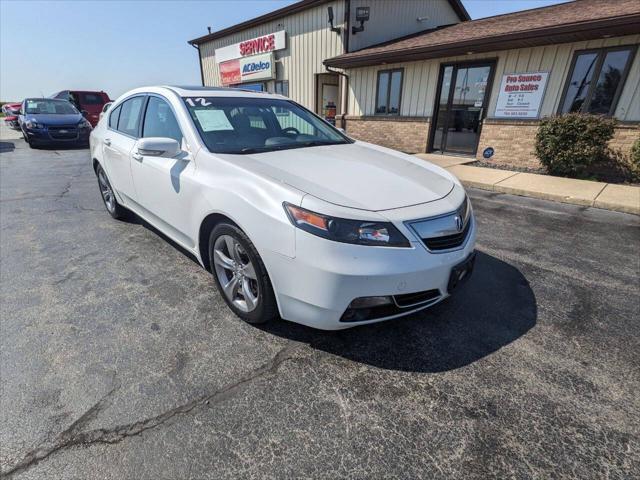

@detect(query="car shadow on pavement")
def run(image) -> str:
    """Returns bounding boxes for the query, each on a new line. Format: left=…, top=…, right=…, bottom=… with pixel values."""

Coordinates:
left=258, top=251, right=537, bottom=373
left=33, top=144, right=89, bottom=151
left=0, top=141, right=15, bottom=153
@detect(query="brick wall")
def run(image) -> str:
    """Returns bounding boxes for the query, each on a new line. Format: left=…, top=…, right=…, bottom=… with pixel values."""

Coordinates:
left=476, top=120, right=541, bottom=169
left=477, top=120, right=640, bottom=169
left=610, top=124, right=640, bottom=154
left=344, top=116, right=430, bottom=153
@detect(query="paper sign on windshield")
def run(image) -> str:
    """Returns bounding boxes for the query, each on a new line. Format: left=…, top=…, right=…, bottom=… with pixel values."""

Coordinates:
left=194, top=109, right=234, bottom=132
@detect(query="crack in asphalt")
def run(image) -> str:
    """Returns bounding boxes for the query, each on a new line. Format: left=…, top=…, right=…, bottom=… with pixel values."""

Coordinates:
left=2, top=344, right=298, bottom=478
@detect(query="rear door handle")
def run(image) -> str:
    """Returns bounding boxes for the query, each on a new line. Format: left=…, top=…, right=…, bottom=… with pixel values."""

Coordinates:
left=132, top=152, right=143, bottom=162
left=104, top=138, right=111, bottom=146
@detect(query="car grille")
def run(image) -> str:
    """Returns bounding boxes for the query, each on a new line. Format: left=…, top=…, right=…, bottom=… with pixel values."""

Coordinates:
left=407, top=196, right=472, bottom=253
left=49, top=125, right=79, bottom=140
left=423, top=220, right=471, bottom=251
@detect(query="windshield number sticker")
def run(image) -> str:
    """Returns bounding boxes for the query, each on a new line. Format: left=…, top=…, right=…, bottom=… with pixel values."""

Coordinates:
left=185, top=97, right=212, bottom=107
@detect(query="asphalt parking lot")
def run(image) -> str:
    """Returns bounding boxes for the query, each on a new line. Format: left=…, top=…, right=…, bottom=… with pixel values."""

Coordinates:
left=1, top=124, right=639, bottom=479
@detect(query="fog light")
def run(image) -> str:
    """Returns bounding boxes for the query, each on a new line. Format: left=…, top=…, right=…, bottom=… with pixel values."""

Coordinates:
left=349, top=296, right=393, bottom=308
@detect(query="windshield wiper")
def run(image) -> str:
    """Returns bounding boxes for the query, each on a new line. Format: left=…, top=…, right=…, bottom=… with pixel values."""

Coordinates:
left=236, top=140, right=346, bottom=155
left=299, top=140, right=345, bottom=147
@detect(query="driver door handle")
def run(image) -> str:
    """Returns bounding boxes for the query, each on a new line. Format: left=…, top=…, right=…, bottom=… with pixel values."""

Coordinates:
left=104, top=138, right=111, bottom=146
left=132, top=152, right=143, bottom=162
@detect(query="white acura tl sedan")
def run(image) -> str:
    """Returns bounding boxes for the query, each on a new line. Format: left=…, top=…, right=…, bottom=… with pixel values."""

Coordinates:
left=90, top=86, right=476, bottom=330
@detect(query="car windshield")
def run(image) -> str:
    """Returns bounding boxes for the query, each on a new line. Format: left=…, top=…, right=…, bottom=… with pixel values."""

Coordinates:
left=25, top=99, right=78, bottom=115
left=183, top=96, right=352, bottom=154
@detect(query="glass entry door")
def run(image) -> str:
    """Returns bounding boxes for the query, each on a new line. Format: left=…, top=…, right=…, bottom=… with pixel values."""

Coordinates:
left=430, top=62, right=494, bottom=155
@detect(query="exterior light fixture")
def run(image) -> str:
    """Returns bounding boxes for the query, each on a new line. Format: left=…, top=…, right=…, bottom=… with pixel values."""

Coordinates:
left=327, top=6, right=341, bottom=34
left=352, top=6, right=370, bottom=35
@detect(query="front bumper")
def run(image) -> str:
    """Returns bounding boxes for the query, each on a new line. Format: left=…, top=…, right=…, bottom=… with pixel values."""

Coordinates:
left=263, top=216, right=477, bottom=330
left=24, top=127, right=90, bottom=145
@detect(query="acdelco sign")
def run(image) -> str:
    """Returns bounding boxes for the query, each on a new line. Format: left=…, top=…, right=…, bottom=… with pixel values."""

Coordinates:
left=242, top=58, right=271, bottom=77
left=215, top=30, right=286, bottom=64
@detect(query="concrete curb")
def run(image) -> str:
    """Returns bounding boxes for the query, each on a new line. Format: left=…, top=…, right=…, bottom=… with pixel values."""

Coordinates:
left=417, top=155, right=640, bottom=215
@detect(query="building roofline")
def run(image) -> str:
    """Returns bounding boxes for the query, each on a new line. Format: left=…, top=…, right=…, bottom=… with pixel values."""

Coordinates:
left=324, top=11, right=640, bottom=68
left=187, top=0, right=470, bottom=46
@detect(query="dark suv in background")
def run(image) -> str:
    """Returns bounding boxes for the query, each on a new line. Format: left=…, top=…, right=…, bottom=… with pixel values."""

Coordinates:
left=51, top=90, right=111, bottom=127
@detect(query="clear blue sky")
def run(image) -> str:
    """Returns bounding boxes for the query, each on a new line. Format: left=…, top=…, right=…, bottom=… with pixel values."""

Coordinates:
left=0, top=0, right=568, bottom=102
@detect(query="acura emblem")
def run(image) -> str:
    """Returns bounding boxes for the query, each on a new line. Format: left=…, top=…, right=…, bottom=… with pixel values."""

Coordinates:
left=454, top=215, right=464, bottom=231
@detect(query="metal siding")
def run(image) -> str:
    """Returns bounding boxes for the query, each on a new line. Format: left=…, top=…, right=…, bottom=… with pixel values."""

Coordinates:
left=198, top=1, right=346, bottom=111
left=346, top=34, right=640, bottom=121
left=348, top=0, right=461, bottom=52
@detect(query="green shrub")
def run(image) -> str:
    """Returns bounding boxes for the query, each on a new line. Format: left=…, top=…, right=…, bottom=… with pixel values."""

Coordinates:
left=610, top=137, right=640, bottom=182
left=535, top=114, right=616, bottom=177
left=632, top=137, right=640, bottom=165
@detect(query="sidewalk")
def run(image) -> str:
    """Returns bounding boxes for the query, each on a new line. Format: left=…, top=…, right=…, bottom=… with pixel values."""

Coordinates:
left=415, top=153, right=640, bottom=215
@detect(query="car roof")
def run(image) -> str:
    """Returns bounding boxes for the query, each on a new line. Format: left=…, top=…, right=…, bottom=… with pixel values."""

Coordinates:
left=109, top=85, right=287, bottom=107
left=164, top=85, right=284, bottom=99
left=25, top=98, right=69, bottom=101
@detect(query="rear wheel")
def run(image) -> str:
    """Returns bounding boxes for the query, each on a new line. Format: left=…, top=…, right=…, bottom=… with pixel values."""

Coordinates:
left=209, top=223, right=277, bottom=324
left=96, top=164, right=128, bottom=220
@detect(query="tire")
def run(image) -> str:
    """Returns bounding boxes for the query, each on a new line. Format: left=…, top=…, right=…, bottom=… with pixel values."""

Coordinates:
left=208, top=223, right=278, bottom=324
left=23, top=131, right=35, bottom=148
left=95, top=164, right=128, bottom=220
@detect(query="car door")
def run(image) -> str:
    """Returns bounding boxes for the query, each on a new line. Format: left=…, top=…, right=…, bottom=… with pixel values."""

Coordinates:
left=130, top=95, right=198, bottom=247
left=102, top=96, right=145, bottom=203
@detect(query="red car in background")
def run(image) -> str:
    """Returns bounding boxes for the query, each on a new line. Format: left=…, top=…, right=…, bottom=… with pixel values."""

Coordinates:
left=2, top=102, right=22, bottom=129
left=51, top=90, right=111, bottom=127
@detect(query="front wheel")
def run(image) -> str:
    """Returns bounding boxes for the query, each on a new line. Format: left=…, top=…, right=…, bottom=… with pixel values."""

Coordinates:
left=96, top=164, right=128, bottom=220
left=209, top=223, right=278, bottom=324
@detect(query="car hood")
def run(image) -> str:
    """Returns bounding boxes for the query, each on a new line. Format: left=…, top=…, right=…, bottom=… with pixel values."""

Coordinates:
left=28, top=114, right=83, bottom=125
left=226, top=142, right=455, bottom=211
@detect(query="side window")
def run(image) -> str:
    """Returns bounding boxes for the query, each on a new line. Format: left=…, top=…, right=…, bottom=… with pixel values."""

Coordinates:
left=68, top=92, right=80, bottom=109
left=80, top=93, right=105, bottom=105
left=142, top=97, right=183, bottom=144
left=375, top=69, right=403, bottom=115
left=275, top=81, right=289, bottom=97
left=108, top=105, right=121, bottom=129
left=117, top=97, right=145, bottom=137
left=560, top=46, right=635, bottom=115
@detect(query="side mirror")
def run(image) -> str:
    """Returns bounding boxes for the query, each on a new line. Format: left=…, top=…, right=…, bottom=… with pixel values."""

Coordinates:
left=136, top=137, right=181, bottom=158
left=81, top=110, right=89, bottom=117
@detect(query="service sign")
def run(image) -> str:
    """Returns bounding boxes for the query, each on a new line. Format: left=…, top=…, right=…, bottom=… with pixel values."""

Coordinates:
left=219, top=53, right=275, bottom=85
left=215, top=30, right=286, bottom=63
left=494, top=72, right=549, bottom=118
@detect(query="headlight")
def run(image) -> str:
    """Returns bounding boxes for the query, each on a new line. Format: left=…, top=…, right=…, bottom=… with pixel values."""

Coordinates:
left=25, top=121, right=44, bottom=129
left=78, top=119, right=92, bottom=129
left=284, top=203, right=410, bottom=247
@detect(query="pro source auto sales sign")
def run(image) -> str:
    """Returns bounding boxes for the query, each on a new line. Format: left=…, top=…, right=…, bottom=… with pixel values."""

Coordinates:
left=495, top=72, right=549, bottom=119
left=219, top=53, right=275, bottom=85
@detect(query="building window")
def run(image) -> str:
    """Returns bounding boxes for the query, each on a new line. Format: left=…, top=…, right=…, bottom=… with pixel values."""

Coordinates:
left=275, top=80, right=289, bottom=97
left=559, top=46, right=636, bottom=116
left=375, top=69, right=403, bottom=115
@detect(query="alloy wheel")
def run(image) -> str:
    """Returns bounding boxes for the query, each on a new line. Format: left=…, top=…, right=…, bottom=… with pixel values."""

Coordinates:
left=98, top=169, right=115, bottom=213
left=213, top=234, right=259, bottom=312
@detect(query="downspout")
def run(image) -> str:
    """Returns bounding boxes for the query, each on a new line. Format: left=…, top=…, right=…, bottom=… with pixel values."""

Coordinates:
left=324, top=0, right=350, bottom=129
left=190, top=42, right=205, bottom=86
left=325, top=65, right=349, bottom=128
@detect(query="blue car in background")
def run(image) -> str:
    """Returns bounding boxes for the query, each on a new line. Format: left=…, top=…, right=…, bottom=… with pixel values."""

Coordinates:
left=19, top=98, right=92, bottom=148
